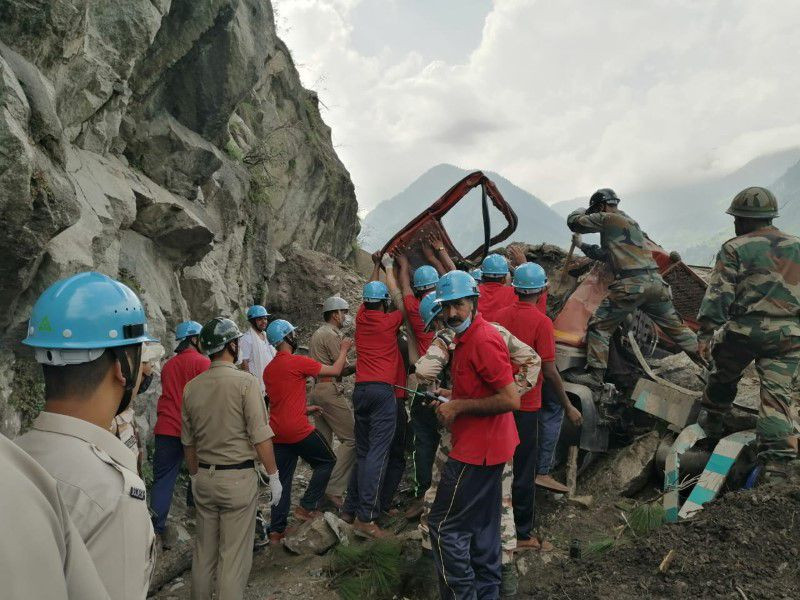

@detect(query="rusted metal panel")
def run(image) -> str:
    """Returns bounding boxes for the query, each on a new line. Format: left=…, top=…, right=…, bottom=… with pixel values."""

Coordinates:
left=380, top=171, right=517, bottom=268
left=661, top=261, right=709, bottom=326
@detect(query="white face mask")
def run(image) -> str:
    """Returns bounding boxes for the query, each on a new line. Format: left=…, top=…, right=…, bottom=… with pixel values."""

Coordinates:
left=342, top=314, right=354, bottom=329
left=451, top=316, right=472, bottom=335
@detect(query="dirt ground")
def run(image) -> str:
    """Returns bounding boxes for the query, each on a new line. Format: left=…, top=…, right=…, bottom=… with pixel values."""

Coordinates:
left=525, top=479, right=800, bottom=599
left=151, top=444, right=800, bottom=600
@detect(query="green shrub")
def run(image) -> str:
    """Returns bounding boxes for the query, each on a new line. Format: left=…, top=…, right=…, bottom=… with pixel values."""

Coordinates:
left=328, top=539, right=404, bottom=600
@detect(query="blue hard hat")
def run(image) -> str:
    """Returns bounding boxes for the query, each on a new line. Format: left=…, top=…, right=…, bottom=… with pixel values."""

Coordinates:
left=470, top=268, right=483, bottom=282
left=413, top=265, right=439, bottom=290
left=246, top=305, right=269, bottom=320
left=363, top=281, right=390, bottom=302
left=512, top=262, right=548, bottom=292
left=419, top=292, right=442, bottom=330
left=23, top=271, right=156, bottom=354
left=175, top=320, right=203, bottom=340
left=435, top=270, right=480, bottom=303
left=266, top=319, right=296, bottom=347
left=481, top=253, right=509, bottom=276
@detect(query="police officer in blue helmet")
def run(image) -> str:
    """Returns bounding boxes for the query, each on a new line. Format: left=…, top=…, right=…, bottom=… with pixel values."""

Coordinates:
left=16, top=271, right=158, bottom=599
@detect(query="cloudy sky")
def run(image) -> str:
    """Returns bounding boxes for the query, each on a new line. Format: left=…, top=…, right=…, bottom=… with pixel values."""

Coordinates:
left=272, top=0, right=800, bottom=213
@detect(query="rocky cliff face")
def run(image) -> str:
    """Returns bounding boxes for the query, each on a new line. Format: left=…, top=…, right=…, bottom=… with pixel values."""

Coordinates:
left=0, top=0, right=360, bottom=436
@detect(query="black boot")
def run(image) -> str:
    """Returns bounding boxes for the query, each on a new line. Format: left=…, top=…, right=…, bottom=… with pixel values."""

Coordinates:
left=697, top=408, right=725, bottom=438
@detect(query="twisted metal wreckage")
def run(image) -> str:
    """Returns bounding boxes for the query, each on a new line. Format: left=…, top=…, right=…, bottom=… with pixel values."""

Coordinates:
left=381, top=171, right=761, bottom=521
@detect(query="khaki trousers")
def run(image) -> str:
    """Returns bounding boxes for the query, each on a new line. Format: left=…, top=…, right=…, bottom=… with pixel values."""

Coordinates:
left=311, top=382, right=355, bottom=496
left=190, top=468, right=258, bottom=600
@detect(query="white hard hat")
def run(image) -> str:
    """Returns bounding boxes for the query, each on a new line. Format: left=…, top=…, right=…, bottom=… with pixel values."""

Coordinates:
left=322, top=296, right=349, bottom=313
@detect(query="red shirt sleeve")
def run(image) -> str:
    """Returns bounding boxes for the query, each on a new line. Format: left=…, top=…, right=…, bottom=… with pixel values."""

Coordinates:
left=296, top=355, right=323, bottom=378
left=403, top=295, right=421, bottom=326
left=535, top=316, right=556, bottom=362
left=403, top=294, right=416, bottom=312
left=474, top=332, right=515, bottom=391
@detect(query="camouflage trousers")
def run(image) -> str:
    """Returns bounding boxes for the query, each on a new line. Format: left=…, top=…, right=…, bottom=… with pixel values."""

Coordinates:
left=587, top=273, right=698, bottom=369
left=419, top=430, right=516, bottom=565
left=703, top=326, right=800, bottom=461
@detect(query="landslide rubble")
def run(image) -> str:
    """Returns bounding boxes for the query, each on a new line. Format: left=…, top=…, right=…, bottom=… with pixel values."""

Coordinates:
left=0, top=0, right=359, bottom=436
left=525, top=480, right=800, bottom=599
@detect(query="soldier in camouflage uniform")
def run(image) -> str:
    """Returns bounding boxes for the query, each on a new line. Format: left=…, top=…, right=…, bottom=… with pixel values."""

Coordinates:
left=697, top=187, right=800, bottom=471
left=416, top=322, right=541, bottom=573
left=567, top=188, right=699, bottom=387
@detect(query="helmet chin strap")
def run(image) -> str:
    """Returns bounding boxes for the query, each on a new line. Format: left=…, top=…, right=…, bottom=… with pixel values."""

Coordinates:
left=285, top=333, right=298, bottom=352
left=227, top=340, right=240, bottom=362
left=110, top=345, right=142, bottom=415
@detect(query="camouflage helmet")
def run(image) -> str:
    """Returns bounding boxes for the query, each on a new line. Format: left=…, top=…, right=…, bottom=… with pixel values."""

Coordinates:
left=726, top=186, right=778, bottom=218
left=589, top=188, right=620, bottom=208
left=198, top=317, right=243, bottom=355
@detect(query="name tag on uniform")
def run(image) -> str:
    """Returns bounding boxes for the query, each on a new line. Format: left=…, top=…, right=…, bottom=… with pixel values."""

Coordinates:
left=129, top=487, right=146, bottom=500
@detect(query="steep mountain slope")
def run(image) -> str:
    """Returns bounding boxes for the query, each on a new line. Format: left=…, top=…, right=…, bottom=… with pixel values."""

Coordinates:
left=770, top=159, right=800, bottom=230
left=0, top=0, right=359, bottom=435
left=550, top=197, right=585, bottom=217
left=361, top=163, right=565, bottom=253
left=630, top=148, right=800, bottom=252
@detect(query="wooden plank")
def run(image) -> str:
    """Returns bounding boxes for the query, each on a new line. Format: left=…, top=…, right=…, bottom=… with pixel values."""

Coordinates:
left=566, top=446, right=579, bottom=497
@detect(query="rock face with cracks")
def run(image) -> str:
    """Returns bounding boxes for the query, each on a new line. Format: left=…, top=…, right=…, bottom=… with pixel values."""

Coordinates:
left=0, top=0, right=359, bottom=436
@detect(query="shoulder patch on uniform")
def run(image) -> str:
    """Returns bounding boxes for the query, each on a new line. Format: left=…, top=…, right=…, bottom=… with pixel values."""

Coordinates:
left=129, top=486, right=146, bottom=500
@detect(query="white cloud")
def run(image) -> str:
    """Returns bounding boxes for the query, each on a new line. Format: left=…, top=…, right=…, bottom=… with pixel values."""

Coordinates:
left=273, top=0, right=800, bottom=212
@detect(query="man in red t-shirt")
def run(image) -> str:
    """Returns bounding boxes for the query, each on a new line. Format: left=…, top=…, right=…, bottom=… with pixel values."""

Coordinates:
left=479, top=249, right=548, bottom=321
left=150, top=321, right=211, bottom=546
left=428, top=271, right=520, bottom=599
left=495, top=262, right=581, bottom=550
left=341, top=267, right=404, bottom=539
left=262, top=319, right=351, bottom=542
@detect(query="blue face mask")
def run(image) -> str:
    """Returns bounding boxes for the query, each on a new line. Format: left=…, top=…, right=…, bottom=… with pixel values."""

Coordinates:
left=451, top=316, right=472, bottom=335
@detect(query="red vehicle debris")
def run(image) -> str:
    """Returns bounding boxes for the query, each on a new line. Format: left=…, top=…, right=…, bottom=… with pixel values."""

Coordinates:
left=380, top=171, right=517, bottom=268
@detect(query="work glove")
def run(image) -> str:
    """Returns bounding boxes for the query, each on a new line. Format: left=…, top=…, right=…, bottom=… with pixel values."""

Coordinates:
left=268, top=471, right=283, bottom=507
left=381, top=253, right=395, bottom=269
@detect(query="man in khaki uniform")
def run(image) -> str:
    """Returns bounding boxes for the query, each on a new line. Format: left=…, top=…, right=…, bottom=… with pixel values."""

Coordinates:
left=15, top=271, right=157, bottom=600
left=1, top=432, right=110, bottom=600
left=182, top=317, right=283, bottom=600
left=309, top=295, right=356, bottom=507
